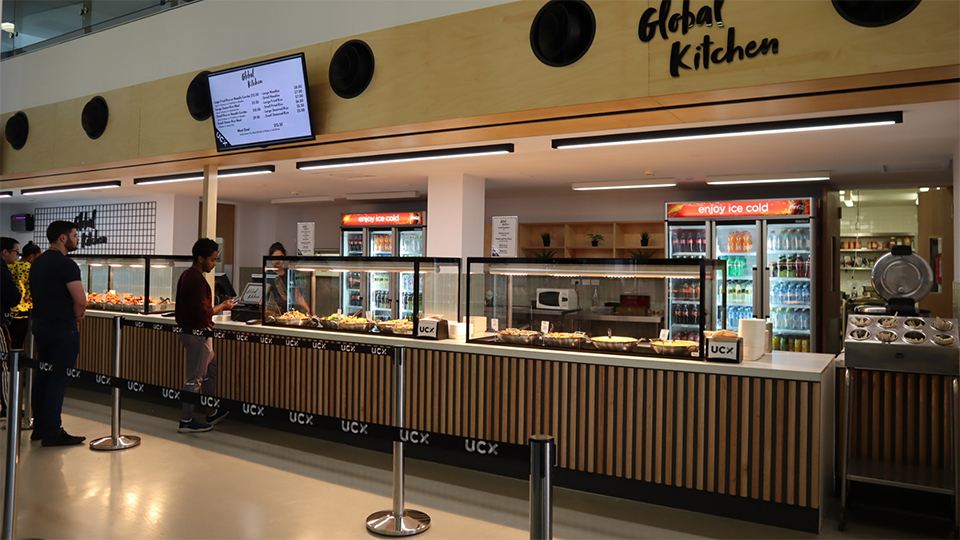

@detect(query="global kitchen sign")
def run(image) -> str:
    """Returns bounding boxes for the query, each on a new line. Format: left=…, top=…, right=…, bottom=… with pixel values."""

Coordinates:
left=639, top=0, right=780, bottom=77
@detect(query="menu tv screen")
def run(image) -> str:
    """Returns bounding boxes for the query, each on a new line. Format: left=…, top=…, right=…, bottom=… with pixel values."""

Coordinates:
left=207, top=53, right=315, bottom=152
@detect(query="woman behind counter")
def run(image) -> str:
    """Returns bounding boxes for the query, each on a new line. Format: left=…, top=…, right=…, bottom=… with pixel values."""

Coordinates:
left=264, top=242, right=311, bottom=318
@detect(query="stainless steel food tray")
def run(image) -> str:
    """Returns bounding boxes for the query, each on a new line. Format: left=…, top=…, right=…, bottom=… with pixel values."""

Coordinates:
left=844, top=314, right=960, bottom=375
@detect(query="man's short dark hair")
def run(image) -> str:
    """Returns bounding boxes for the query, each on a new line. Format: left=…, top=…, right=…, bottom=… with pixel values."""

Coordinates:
left=0, top=237, right=18, bottom=252
left=46, top=221, right=77, bottom=244
left=192, top=238, right=219, bottom=262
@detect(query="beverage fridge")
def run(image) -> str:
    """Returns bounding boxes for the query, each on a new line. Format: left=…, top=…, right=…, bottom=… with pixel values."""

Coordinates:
left=665, top=198, right=818, bottom=352
left=339, top=212, right=426, bottom=319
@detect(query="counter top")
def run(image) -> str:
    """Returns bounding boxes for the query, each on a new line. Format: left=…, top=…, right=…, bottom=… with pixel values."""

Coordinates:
left=100, top=311, right=835, bottom=382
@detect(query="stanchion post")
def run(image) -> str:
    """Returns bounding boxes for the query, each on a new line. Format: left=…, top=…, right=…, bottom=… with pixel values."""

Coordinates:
left=20, top=324, right=34, bottom=431
left=2, top=350, right=22, bottom=540
left=530, top=435, right=554, bottom=540
left=90, top=316, right=140, bottom=451
left=366, top=347, right=430, bottom=536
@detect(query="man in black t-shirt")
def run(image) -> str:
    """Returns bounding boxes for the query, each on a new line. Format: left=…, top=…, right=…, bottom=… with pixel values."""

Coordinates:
left=30, top=221, right=86, bottom=447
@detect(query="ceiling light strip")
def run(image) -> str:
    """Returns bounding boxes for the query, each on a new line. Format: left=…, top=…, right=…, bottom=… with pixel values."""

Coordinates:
left=572, top=179, right=676, bottom=191
left=0, top=191, right=12, bottom=198
left=297, top=144, right=514, bottom=171
left=134, top=165, right=275, bottom=185
left=552, top=112, right=903, bottom=150
left=706, top=172, right=830, bottom=186
left=22, top=180, right=121, bottom=196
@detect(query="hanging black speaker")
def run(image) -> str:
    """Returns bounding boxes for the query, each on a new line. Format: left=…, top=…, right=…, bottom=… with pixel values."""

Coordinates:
left=186, top=70, right=212, bottom=121
left=5, top=111, right=29, bottom=150
left=530, top=0, right=596, bottom=67
left=832, top=0, right=921, bottom=27
left=329, top=40, right=375, bottom=99
left=81, top=96, right=109, bottom=140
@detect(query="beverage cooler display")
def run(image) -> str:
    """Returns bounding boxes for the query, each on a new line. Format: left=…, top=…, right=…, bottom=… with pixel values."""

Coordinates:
left=666, top=198, right=818, bottom=351
left=666, top=224, right=708, bottom=340
left=339, top=212, right=426, bottom=317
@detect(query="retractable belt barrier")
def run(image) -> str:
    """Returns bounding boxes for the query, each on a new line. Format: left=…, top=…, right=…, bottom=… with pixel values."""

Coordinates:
left=6, top=324, right=529, bottom=461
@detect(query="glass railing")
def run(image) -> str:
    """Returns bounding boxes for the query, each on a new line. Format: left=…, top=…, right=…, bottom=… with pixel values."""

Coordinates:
left=1, top=0, right=199, bottom=59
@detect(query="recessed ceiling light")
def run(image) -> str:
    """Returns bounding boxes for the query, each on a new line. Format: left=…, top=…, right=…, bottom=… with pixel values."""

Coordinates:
left=571, top=178, right=676, bottom=191
left=706, top=171, right=830, bottom=186
left=919, top=187, right=930, bottom=192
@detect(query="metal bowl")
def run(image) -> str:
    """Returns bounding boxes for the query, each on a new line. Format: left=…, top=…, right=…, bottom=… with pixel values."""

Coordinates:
left=649, top=340, right=699, bottom=355
left=849, top=316, right=872, bottom=328
left=934, top=318, right=955, bottom=332
left=903, top=318, right=925, bottom=329
left=590, top=336, right=638, bottom=352
left=275, top=317, right=317, bottom=327
left=876, top=330, right=898, bottom=343
left=934, top=334, right=956, bottom=346
left=392, top=325, right=414, bottom=335
left=375, top=322, right=395, bottom=334
left=319, top=319, right=340, bottom=330
left=339, top=322, right=376, bottom=332
left=849, top=328, right=871, bottom=341
left=542, top=334, right=586, bottom=348
left=877, top=317, right=899, bottom=329
left=903, top=331, right=925, bottom=344
left=497, top=330, right=540, bottom=345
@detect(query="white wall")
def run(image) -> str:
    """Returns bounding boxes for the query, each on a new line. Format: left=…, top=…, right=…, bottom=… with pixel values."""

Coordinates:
left=0, top=0, right=513, bottom=113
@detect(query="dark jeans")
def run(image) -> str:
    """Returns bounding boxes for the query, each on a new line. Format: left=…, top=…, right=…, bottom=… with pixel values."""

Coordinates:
left=9, top=317, right=29, bottom=350
left=32, top=328, right=80, bottom=438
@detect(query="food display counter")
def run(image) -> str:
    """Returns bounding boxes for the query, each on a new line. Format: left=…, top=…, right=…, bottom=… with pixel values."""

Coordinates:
left=261, top=256, right=460, bottom=338
left=75, top=272, right=834, bottom=533
left=72, top=255, right=193, bottom=314
left=466, top=258, right=725, bottom=358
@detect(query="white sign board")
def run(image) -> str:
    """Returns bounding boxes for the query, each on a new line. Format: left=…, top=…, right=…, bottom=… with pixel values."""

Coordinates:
left=491, top=216, right=518, bottom=257
left=297, top=222, right=315, bottom=256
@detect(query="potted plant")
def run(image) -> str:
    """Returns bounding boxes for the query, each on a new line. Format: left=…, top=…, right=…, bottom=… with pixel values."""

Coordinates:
left=532, top=249, right=558, bottom=261
left=586, top=233, right=604, bottom=247
left=541, top=232, right=551, bottom=247
left=640, top=231, right=650, bottom=246
left=628, top=249, right=654, bottom=260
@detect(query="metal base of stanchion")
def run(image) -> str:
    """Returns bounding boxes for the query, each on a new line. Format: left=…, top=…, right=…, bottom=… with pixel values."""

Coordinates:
left=19, top=417, right=32, bottom=431
left=89, top=435, right=141, bottom=451
left=366, top=510, right=430, bottom=536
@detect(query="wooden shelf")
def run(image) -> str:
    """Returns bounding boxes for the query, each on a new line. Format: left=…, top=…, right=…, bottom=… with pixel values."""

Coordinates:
left=486, top=220, right=664, bottom=259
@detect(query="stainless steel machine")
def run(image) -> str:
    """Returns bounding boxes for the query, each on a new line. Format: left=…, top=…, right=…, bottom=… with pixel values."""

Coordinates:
left=840, top=246, right=960, bottom=532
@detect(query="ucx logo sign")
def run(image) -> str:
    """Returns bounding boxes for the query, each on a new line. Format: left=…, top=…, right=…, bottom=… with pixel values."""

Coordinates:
left=243, top=404, right=265, bottom=417
left=465, top=439, right=499, bottom=455
left=289, top=412, right=314, bottom=425
left=399, top=429, right=430, bottom=445
left=341, top=421, right=369, bottom=435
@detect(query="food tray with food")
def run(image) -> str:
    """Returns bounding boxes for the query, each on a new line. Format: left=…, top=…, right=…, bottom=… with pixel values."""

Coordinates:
left=590, top=336, right=639, bottom=352
left=844, top=314, right=960, bottom=348
left=497, top=329, right=541, bottom=345
left=338, top=316, right=376, bottom=332
left=649, top=340, right=699, bottom=356
left=541, top=332, right=587, bottom=348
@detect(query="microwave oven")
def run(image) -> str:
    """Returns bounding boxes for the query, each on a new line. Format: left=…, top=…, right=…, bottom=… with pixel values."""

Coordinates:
left=536, top=288, right=578, bottom=310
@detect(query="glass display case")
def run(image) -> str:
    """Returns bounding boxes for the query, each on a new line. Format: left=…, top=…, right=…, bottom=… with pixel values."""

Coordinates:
left=466, top=258, right=726, bottom=359
left=262, top=256, right=461, bottom=338
left=71, top=255, right=194, bottom=314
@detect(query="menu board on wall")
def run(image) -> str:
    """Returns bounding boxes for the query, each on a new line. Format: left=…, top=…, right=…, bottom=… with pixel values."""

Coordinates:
left=207, top=53, right=315, bottom=152
left=32, top=202, right=157, bottom=255
left=491, top=216, right=518, bottom=257
left=297, top=222, right=315, bottom=256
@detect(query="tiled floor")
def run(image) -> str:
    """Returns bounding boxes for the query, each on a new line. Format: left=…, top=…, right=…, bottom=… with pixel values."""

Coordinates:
left=0, top=391, right=948, bottom=539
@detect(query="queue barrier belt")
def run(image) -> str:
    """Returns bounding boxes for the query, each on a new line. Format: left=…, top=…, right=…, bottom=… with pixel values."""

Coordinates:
left=2, top=323, right=529, bottom=461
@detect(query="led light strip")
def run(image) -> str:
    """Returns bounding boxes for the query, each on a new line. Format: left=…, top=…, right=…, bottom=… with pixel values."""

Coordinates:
left=21, top=180, right=121, bottom=196
left=134, top=165, right=276, bottom=185
left=297, top=144, right=514, bottom=171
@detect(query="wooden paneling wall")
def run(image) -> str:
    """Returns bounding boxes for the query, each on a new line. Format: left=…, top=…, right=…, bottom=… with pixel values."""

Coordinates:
left=406, top=349, right=822, bottom=509
left=837, top=368, right=953, bottom=474
left=77, top=316, right=114, bottom=375
left=77, top=323, right=823, bottom=510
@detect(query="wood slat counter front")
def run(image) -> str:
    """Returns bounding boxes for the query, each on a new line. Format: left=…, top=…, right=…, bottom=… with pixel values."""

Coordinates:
left=77, top=311, right=835, bottom=533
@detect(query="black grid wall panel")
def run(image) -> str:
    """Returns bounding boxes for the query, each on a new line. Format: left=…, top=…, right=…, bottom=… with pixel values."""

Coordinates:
left=33, top=202, right=157, bottom=255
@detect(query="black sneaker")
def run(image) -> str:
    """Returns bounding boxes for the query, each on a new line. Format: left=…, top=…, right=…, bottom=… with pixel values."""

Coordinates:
left=205, top=409, right=229, bottom=426
left=41, top=428, right=85, bottom=447
left=178, top=419, right=212, bottom=433
left=30, top=429, right=44, bottom=442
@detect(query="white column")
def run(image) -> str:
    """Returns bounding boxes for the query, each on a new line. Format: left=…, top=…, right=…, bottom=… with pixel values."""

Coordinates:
left=202, top=164, right=218, bottom=293
left=426, top=174, right=485, bottom=259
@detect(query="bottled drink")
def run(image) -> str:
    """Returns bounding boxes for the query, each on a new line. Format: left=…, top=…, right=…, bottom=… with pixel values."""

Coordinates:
left=682, top=304, right=691, bottom=324
left=685, top=231, right=694, bottom=252
left=769, top=229, right=779, bottom=251
left=803, top=257, right=811, bottom=278
left=772, top=334, right=781, bottom=350
left=672, top=231, right=681, bottom=254
left=801, top=338, right=809, bottom=353
left=744, top=231, right=753, bottom=252
left=674, top=305, right=682, bottom=324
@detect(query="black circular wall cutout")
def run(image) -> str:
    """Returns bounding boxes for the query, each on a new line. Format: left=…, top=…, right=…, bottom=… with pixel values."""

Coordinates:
left=329, top=40, right=375, bottom=99
left=81, top=96, right=109, bottom=140
left=5, top=111, right=29, bottom=150
left=186, top=71, right=212, bottom=121
left=832, top=0, right=921, bottom=27
left=530, top=0, right=596, bottom=67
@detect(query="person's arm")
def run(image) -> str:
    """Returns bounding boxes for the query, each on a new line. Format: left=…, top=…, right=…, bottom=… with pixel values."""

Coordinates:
left=213, top=297, right=238, bottom=314
left=67, top=281, right=86, bottom=322
left=2, top=267, right=21, bottom=309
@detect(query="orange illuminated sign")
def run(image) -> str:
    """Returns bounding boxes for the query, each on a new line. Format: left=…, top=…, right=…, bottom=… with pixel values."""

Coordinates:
left=667, top=199, right=811, bottom=219
left=341, top=212, right=424, bottom=227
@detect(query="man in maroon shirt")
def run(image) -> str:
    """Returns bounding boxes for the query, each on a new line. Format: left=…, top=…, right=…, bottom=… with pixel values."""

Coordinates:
left=175, top=238, right=237, bottom=433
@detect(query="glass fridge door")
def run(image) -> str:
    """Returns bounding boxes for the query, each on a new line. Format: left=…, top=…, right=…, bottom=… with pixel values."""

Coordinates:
left=341, top=270, right=363, bottom=315
left=399, top=228, right=425, bottom=257
left=715, top=222, right=758, bottom=331
left=369, top=270, right=393, bottom=320
left=399, top=271, right=422, bottom=320
left=767, top=221, right=813, bottom=352
left=341, top=230, right=364, bottom=257
left=666, top=223, right=707, bottom=340
left=369, top=229, right=394, bottom=257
